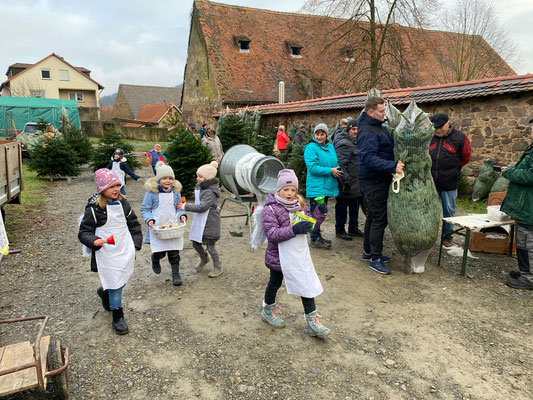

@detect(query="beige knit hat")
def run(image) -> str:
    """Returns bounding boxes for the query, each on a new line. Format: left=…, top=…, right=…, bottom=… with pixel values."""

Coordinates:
left=155, top=161, right=175, bottom=182
left=197, top=161, right=218, bottom=180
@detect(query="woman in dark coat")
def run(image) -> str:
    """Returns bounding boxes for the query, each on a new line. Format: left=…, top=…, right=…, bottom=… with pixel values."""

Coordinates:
left=333, top=118, right=363, bottom=240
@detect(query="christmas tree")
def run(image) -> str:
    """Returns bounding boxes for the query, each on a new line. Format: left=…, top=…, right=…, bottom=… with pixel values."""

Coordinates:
left=28, top=137, right=80, bottom=177
left=91, top=129, right=140, bottom=171
left=386, top=101, right=440, bottom=273
left=61, top=116, right=93, bottom=165
left=165, top=124, right=213, bottom=196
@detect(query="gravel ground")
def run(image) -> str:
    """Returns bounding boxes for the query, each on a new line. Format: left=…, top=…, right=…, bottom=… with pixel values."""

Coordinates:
left=1, top=162, right=532, bottom=400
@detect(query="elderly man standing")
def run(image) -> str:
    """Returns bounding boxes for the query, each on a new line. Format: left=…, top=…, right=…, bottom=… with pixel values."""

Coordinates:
left=331, top=118, right=348, bottom=144
left=429, top=113, right=471, bottom=248
left=502, top=117, right=533, bottom=289
left=357, top=97, right=403, bottom=274
left=334, top=118, right=363, bottom=240
left=294, top=125, right=307, bottom=145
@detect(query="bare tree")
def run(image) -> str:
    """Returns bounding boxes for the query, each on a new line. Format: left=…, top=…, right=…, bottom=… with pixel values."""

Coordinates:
left=436, top=0, right=518, bottom=82
left=301, top=0, right=438, bottom=91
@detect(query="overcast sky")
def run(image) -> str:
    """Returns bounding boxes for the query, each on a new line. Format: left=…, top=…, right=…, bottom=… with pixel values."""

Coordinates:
left=1, top=0, right=531, bottom=97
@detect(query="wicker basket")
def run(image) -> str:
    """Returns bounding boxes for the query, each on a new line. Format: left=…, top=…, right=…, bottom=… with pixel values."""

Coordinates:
left=141, top=156, right=151, bottom=167
left=152, top=223, right=186, bottom=239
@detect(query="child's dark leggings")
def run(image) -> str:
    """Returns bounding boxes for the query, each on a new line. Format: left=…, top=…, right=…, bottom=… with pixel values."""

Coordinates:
left=192, top=241, right=220, bottom=264
left=264, top=269, right=316, bottom=314
left=152, top=250, right=180, bottom=264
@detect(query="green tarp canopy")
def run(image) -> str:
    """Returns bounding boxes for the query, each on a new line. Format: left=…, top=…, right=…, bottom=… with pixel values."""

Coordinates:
left=0, top=97, right=81, bottom=134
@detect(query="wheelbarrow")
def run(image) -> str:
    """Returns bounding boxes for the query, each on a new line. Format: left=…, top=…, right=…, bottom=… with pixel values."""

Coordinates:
left=0, top=315, right=70, bottom=399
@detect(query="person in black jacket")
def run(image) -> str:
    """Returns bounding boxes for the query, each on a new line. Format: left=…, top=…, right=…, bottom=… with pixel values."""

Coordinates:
left=429, top=113, right=471, bottom=248
left=78, top=168, right=143, bottom=335
left=333, top=118, right=363, bottom=240
left=107, top=148, right=140, bottom=195
left=357, top=97, right=404, bottom=275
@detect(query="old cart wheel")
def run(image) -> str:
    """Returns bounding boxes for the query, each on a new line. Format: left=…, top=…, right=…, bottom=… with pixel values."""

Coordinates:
left=47, top=339, right=69, bottom=399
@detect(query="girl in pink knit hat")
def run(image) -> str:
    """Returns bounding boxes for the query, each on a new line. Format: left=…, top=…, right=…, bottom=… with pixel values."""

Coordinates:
left=177, top=161, right=222, bottom=277
left=260, top=169, right=330, bottom=337
left=78, top=168, right=143, bottom=335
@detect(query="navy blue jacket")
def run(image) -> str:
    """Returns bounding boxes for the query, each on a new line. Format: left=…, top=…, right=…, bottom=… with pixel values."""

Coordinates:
left=356, top=112, right=396, bottom=182
left=107, top=158, right=140, bottom=185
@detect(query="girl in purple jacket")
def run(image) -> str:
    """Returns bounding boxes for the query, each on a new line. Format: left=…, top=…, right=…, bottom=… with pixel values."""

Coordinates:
left=261, top=169, right=330, bottom=337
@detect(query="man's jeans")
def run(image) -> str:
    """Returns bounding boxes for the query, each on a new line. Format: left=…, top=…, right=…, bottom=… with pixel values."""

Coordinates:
left=335, top=197, right=360, bottom=233
left=517, top=223, right=533, bottom=273
left=310, top=197, right=329, bottom=241
left=439, top=189, right=458, bottom=239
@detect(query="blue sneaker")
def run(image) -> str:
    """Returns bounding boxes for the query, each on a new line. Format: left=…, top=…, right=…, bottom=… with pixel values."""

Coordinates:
left=362, top=252, right=389, bottom=263
left=369, top=258, right=391, bottom=275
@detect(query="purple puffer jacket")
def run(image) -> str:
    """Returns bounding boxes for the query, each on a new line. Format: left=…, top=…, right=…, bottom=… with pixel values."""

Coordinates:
left=262, top=194, right=326, bottom=271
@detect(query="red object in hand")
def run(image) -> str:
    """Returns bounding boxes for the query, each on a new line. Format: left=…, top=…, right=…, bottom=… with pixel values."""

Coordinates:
left=181, top=196, right=186, bottom=203
left=106, top=235, right=115, bottom=245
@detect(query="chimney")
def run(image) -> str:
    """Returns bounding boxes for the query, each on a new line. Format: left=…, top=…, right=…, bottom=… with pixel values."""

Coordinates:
left=278, top=81, right=285, bottom=104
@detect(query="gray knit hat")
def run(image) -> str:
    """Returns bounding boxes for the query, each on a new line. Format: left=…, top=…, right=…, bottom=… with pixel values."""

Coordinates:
left=155, top=161, right=175, bottom=182
left=313, top=123, right=328, bottom=134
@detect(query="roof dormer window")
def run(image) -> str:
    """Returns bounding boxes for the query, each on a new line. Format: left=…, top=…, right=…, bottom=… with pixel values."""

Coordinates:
left=234, top=35, right=251, bottom=53
left=342, top=47, right=355, bottom=62
left=286, top=41, right=303, bottom=58
left=239, top=41, right=250, bottom=52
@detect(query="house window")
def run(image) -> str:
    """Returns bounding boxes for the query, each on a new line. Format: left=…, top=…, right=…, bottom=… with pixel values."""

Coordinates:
left=238, top=40, right=250, bottom=52
left=30, top=90, right=45, bottom=98
left=290, top=47, right=302, bottom=58
left=69, top=92, right=84, bottom=102
left=59, top=70, right=70, bottom=81
left=41, top=69, right=51, bottom=79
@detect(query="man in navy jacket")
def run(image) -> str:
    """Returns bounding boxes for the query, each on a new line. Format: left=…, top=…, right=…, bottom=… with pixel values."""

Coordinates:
left=357, top=97, right=404, bottom=275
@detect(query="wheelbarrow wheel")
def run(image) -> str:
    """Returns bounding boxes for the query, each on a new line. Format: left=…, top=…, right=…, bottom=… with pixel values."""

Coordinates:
left=47, top=339, right=69, bottom=399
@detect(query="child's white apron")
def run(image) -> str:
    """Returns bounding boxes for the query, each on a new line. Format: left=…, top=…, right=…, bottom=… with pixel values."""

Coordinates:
left=111, top=161, right=125, bottom=187
left=95, top=203, right=135, bottom=290
left=149, top=192, right=184, bottom=253
left=278, top=213, right=323, bottom=298
left=189, top=189, right=209, bottom=243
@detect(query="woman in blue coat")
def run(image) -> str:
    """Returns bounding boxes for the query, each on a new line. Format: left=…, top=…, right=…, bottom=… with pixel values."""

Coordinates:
left=304, top=123, right=342, bottom=249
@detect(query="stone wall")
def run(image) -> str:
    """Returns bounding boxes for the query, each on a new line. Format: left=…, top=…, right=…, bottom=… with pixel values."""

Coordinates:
left=257, top=91, right=533, bottom=188
left=78, top=106, right=100, bottom=122
left=180, top=10, right=224, bottom=127
left=82, top=120, right=171, bottom=142
left=111, top=91, right=134, bottom=120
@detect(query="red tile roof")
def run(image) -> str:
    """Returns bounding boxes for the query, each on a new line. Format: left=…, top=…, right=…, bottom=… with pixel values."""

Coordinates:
left=123, top=103, right=179, bottom=127
left=195, top=0, right=514, bottom=105
left=219, top=73, right=533, bottom=116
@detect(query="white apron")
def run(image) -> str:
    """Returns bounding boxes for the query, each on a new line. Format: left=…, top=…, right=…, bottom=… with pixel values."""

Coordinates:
left=95, top=203, right=135, bottom=290
left=189, top=189, right=209, bottom=243
left=149, top=192, right=184, bottom=253
left=111, top=161, right=125, bottom=187
left=278, top=213, right=323, bottom=298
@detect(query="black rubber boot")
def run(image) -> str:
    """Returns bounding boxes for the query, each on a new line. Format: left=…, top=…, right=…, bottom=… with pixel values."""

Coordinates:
left=171, top=263, right=182, bottom=286
left=151, top=254, right=161, bottom=274
left=97, top=287, right=111, bottom=311
left=112, top=307, right=129, bottom=335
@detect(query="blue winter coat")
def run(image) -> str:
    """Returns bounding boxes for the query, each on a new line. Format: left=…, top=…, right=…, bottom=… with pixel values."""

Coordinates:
left=356, top=112, right=396, bottom=182
left=140, top=177, right=187, bottom=244
left=304, top=139, right=340, bottom=197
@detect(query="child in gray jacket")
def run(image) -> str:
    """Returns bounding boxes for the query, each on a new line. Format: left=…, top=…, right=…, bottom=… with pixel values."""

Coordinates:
left=178, top=161, right=222, bottom=277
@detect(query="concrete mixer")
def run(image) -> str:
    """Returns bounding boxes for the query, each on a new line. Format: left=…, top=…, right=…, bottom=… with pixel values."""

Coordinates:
left=219, top=145, right=284, bottom=250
